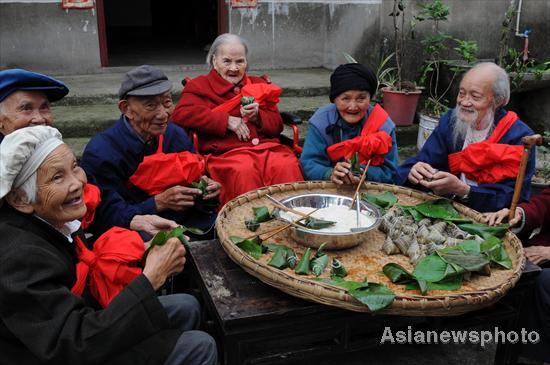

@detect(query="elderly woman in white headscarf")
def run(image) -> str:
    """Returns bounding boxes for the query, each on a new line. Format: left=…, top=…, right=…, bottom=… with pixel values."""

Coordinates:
left=0, top=126, right=217, bottom=365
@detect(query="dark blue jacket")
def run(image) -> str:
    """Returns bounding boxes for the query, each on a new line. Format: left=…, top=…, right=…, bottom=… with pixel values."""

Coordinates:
left=80, top=116, right=215, bottom=236
left=397, top=108, right=536, bottom=212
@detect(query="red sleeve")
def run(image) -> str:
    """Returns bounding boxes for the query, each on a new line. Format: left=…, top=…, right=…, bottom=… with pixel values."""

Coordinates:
left=172, top=77, right=229, bottom=137
left=520, top=187, right=550, bottom=232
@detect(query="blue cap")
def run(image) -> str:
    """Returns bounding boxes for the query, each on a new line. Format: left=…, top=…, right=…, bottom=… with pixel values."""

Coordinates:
left=0, top=69, right=69, bottom=103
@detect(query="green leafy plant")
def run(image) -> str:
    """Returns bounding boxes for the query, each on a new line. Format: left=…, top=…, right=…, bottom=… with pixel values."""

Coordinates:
left=413, top=0, right=478, bottom=117
left=536, top=132, right=550, bottom=183
left=502, top=48, right=550, bottom=90
left=342, top=51, right=397, bottom=100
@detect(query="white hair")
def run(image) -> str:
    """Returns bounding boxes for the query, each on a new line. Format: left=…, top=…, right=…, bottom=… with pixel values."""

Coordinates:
left=206, top=33, right=249, bottom=69
left=467, top=62, right=510, bottom=107
left=14, top=171, right=38, bottom=204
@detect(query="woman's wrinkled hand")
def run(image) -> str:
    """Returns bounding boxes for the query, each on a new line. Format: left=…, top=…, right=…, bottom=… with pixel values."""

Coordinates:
left=330, top=162, right=360, bottom=185
left=483, top=208, right=522, bottom=227
left=524, top=246, right=550, bottom=266
left=240, top=102, right=259, bottom=123
left=228, top=116, right=250, bottom=141
left=143, top=237, right=186, bottom=290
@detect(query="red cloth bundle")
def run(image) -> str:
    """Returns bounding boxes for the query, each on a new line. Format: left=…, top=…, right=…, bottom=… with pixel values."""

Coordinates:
left=81, top=183, right=101, bottom=230
left=212, top=82, right=282, bottom=113
left=327, top=131, right=393, bottom=166
left=71, top=227, right=144, bottom=308
left=128, top=151, right=205, bottom=196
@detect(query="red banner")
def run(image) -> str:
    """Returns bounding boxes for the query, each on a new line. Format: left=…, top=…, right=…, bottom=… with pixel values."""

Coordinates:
left=62, top=0, right=94, bottom=9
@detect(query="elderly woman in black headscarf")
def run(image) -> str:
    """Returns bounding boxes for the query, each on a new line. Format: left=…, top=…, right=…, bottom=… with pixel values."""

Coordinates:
left=300, top=63, right=398, bottom=184
left=0, top=126, right=217, bottom=365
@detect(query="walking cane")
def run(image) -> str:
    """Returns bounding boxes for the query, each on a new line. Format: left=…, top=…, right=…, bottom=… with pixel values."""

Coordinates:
left=509, top=134, right=542, bottom=221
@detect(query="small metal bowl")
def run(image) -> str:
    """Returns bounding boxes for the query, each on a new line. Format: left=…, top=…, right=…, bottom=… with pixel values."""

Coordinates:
left=273, top=193, right=382, bottom=250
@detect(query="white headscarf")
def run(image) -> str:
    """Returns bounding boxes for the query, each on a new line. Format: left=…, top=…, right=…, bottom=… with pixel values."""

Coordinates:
left=0, top=126, right=63, bottom=199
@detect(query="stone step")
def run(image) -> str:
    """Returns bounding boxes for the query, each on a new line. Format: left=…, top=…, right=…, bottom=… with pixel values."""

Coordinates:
left=53, top=68, right=332, bottom=106
left=51, top=95, right=329, bottom=138
left=52, top=97, right=420, bottom=149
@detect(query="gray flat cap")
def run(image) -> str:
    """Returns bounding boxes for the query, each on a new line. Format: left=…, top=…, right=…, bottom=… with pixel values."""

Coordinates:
left=118, top=65, right=172, bottom=99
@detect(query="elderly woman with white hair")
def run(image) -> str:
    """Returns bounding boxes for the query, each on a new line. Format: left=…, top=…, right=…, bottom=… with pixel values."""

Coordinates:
left=172, top=33, right=303, bottom=205
left=0, top=126, right=217, bottom=365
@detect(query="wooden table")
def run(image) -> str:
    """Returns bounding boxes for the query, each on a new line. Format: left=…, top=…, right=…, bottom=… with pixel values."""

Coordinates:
left=185, top=240, right=540, bottom=365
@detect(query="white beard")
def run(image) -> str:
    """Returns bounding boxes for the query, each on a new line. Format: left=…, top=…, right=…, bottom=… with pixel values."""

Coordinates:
left=451, top=107, right=495, bottom=147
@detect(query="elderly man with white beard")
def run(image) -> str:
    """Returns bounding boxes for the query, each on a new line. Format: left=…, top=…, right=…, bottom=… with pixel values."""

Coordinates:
left=397, top=62, right=536, bottom=213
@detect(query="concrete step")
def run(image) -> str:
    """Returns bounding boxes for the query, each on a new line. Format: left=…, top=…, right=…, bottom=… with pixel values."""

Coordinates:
left=53, top=68, right=332, bottom=106
left=51, top=95, right=329, bottom=138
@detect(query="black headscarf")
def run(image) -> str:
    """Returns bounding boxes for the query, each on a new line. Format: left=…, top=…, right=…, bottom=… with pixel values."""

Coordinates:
left=329, top=63, right=377, bottom=102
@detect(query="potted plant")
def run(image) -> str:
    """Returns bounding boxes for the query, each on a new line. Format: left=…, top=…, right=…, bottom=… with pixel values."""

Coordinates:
left=412, top=0, right=478, bottom=149
left=381, top=0, right=422, bottom=127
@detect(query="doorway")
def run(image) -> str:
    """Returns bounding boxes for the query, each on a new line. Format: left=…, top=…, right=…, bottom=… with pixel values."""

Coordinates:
left=98, top=0, right=220, bottom=67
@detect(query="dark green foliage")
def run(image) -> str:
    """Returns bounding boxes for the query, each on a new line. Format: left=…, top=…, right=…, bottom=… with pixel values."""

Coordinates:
left=240, top=96, right=255, bottom=106
left=295, top=248, right=312, bottom=275
left=331, top=258, right=348, bottom=278
left=361, top=191, right=398, bottom=209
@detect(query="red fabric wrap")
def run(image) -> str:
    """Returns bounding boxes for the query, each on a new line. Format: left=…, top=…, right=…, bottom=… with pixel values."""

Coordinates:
left=326, top=104, right=392, bottom=165
left=211, top=82, right=282, bottom=114
left=81, top=183, right=101, bottom=230
left=71, top=227, right=144, bottom=308
left=448, top=111, right=523, bottom=184
left=128, top=135, right=206, bottom=195
left=206, top=142, right=303, bottom=205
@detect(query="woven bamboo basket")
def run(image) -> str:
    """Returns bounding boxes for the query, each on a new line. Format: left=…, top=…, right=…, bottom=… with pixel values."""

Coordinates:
left=216, top=181, right=525, bottom=316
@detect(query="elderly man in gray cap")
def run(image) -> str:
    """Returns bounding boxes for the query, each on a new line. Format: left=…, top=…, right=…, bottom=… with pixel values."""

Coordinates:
left=0, top=125, right=217, bottom=365
left=81, top=65, right=220, bottom=239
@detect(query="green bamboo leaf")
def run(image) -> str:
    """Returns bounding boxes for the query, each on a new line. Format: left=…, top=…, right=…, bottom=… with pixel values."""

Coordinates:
left=245, top=219, right=260, bottom=232
left=406, top=275, right=462, bottom=291
left=413, top=199, right=461, bottom=219
left=295, top=248, right=312, bottom=275
left=362, top=191, right=398, bottom=209
left=480, top=236, right=512, bottom=269
left=331, top=258, right=348, bottom=278
left=458, top=223, right=509, bottom=239
left=311, top=254, right=329, bottom=277
left=266, top=244, right=297, bottom=269
left=383, top=263, right=415, bottom=284
left=181, top=226, right=205, bottom=235
left=315, top=276, right=369, bottom=291
left=235, top=240, right=263, bottom=259
left=437, top=249, right=490, bottom=272
left=191, top=178, right=208, bottom=196
left=412, top=255, right=448, bottom=282
left=268, top=248, right=289, bottom=269
left=398, top=205, right=425, bottom=221
left=300, top=217, right=336, bottom=229
left=349, top=283, right=395, bottom=312
left=253, top=206, right=273, bottom=223
left=240, top=96, right=255, bottom=105
left=315, top=242, right=329, bottom=258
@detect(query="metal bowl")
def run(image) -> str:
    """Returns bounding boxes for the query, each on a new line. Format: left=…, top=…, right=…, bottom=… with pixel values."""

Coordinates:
left=273, top=193, right=382, bottom=250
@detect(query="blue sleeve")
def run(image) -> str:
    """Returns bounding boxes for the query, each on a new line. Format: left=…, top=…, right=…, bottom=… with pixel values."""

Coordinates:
left=300, top=123, right=333, bottom=180
left=397, top=113, right=454, bottom=186
left=80, top=143, right=157, bottom=234
left=366, top=128, right=398, bottom=183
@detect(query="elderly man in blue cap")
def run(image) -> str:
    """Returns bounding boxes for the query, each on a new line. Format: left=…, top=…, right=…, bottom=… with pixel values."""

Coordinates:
left=0, top=69, right=183, bottom=237
left=0, top=69, right=68, bottom=143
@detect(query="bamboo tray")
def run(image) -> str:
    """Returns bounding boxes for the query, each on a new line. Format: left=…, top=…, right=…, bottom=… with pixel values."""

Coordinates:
left=216, top=181, right=525, bottom=316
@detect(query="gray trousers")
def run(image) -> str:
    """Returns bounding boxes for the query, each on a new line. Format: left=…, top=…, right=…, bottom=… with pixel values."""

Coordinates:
left=158, top=294, right=218, bottom=365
